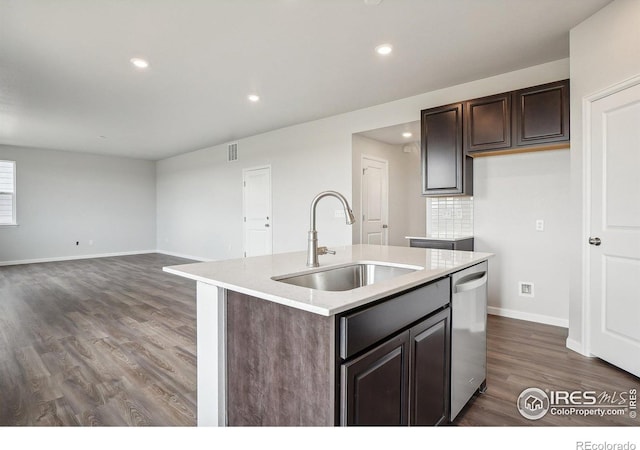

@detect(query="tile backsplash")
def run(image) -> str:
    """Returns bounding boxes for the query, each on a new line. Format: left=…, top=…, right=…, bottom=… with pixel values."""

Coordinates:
left=427, top=197, right=474, bottom=237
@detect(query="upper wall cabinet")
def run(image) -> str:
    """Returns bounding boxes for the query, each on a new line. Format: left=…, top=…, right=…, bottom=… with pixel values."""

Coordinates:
left=464, top=92, right=512, bottom=153
left=421, top=103, right=473, bottom=196
left=514, top=80, right=570, bottom=147
left=465, top=79, right=570, bottom=156
left=421, top=79, right=570, bottom=196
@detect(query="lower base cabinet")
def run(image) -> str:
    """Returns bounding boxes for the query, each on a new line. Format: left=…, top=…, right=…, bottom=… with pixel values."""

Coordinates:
left=340, top=307, right=451, bottom=426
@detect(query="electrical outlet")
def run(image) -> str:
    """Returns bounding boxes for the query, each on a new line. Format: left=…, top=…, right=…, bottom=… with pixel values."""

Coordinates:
left=519, top=282, right=534, bottom=298
left=536, top=219, right=544, bottom=231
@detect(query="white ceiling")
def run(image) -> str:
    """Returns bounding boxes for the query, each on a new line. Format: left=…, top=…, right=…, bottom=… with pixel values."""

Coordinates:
left=0, top=0, right=612, bottom=160
left=359, top=120, right=421, bottom=146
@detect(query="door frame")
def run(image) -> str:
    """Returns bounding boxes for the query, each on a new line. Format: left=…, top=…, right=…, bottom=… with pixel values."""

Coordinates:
left=242, top=165, right=272, bottom=257
left=359, top=154, right=389, bottom=245
left=579, top=73, right=640, bottom=357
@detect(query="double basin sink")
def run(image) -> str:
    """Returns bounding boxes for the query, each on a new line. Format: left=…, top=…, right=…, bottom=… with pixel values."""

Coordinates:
left=272, top=262, right=423, bottom=292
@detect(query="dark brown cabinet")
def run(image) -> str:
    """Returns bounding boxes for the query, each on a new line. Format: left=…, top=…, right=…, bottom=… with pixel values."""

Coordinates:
left=340, top=309, right=451, bottom=426
left=410, top=308, right=450, bottom=426
left=465, top=92, right=512, bottom=153
left=514, top=79, right=570, bottom=147
left=340, top=330, right=410, bottom=426
left=421, top=80, right=569, bottom=190
left=465, top=79, right=570, bottom=156
left=339, top=280, right=451, bottom=426
left=408, top=237, right=474, bottom=251
left=421, top=103, right=473, bottom=196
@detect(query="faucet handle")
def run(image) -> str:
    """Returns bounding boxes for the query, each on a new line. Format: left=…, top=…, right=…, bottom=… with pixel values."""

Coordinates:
left=317, top=246, right=336, bottom=256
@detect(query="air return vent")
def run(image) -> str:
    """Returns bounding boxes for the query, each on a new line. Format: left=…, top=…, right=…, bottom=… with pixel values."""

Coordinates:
left=228, top=142, right=238, bottom=161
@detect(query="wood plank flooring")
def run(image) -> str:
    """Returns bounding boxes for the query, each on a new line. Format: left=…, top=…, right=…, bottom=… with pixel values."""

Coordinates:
left=1, top=253, right=638, bottom=426
left=0, top=253, right=198, bottom=426
left=454, top=315, right=640, bottom=426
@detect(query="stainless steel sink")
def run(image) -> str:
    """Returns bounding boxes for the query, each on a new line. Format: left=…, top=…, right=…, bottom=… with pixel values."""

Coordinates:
left=272, top=262, right=422, bottom=292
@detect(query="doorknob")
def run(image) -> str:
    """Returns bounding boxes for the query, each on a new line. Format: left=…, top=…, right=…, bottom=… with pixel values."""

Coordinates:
left=382, top=224, right=388, bottom=229
left=265, top=224, right=270, bottom=228
left=589, top=237, right=601, bottom=246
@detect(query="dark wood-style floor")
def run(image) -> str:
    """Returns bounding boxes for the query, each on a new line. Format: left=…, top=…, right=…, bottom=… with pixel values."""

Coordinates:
left=0, top=253, right=638, bottom=426
left=454, top=315, right=640, bottom=426
left=0, top=253, right=198, bottom=426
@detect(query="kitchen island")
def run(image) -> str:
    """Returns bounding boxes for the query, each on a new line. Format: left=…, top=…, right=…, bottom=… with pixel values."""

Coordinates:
left=164, top=244, right=492, bottom=426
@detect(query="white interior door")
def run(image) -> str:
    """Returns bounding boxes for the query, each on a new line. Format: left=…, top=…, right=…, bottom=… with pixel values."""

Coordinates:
left=361, top=156, right=388, bottom=245
left=588, top=80, right=640, bottom=377
left=243, top=166, right=272, bottom=257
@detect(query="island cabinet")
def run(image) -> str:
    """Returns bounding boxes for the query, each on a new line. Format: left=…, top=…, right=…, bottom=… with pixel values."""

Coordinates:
left=225, top=277, right=451, bottom=426
left=340, top=307, right=450, bottom=426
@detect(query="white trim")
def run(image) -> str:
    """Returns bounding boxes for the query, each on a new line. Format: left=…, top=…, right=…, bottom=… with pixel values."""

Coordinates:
left=580, top=73, right=640, bottom=358
left=566, top=337, right=590, bottom=357
left=0, top=249, right=157, bottom=267
left=155, top=250, right=209, bottom=262
left=487, top=306, right=568, bottom=328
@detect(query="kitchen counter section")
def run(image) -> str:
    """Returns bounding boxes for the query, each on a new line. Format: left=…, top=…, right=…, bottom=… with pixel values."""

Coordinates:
left=405, top=235, right=474, bottom=241
left=164, top=244, right=492, bottom=316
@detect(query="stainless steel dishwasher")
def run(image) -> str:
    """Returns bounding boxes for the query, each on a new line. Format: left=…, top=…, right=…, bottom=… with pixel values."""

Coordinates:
left=450, top=261, right=488, bottom=421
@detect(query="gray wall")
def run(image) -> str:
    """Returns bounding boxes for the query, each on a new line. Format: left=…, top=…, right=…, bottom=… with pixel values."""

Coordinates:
left=474, top=150, right=571, bottom=326
left=568, top=0, right=640, bottom=352
left=0, top=145, right=156, bottom=264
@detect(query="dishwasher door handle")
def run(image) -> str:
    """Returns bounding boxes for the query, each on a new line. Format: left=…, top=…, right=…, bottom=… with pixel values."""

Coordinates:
left=454, top=272, right=488, bottom=293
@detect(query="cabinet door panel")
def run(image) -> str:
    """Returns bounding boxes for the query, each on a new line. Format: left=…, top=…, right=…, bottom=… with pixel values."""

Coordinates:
left=341, top=330, right=410, bottom=426
left=465, top=93, right=512, bottom=153
left=421, top=103, right=465, bottom=195
left=410, top=308, right=450, bottom=426
left=515, top=79, right=569, bottom=146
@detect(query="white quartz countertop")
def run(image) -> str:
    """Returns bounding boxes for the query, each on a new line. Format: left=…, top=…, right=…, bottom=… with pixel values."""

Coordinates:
left=163, top=244, right=492, bottom=317
left=405, top=235, right=474, bottom=242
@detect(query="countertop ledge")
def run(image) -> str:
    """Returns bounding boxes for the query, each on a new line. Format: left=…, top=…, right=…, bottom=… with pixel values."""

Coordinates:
left=163, top=244, right=493, bottom=316
left=405, top=235, right=474, bottom=242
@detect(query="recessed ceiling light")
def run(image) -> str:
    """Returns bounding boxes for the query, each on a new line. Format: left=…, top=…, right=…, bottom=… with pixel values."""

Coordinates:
left=130, top=58, right=149, bottom=69
left=402, top=132, right=413, bottom=138
left=248, top=94, right=260, bottom=102
left=364, top=0, right=383, bottom=5
left=375, top=44, right=393, bottom=55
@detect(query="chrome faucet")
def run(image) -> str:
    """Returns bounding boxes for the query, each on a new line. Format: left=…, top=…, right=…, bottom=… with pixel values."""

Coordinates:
left=307, top=191, right=356, bottom=267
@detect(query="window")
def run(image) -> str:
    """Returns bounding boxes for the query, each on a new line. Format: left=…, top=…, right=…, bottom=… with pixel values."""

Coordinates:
left=0, top=160, right=16, bottom=225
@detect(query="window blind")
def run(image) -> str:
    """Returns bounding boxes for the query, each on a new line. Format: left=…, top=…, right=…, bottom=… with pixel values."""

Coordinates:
left=0, top=161, right=16, bottom=225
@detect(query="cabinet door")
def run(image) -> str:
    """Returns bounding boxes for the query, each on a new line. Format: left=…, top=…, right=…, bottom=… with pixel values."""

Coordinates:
left=515, top=79, right=570, bottom=147
left=421, top=103, right=471, bottom=196
left=465, top=93, right=512, bottom=153
left=341, top=330, right=410, bottom=426
left=410, top=308, right=451, bottom=426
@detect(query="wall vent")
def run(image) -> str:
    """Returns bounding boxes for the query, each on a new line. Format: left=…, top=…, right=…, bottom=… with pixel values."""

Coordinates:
left=228, top=142, right=238, bottom=161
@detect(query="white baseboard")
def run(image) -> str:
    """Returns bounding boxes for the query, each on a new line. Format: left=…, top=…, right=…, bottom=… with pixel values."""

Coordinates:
left=0, top=250, right=158, bottom=267
left=155, top=250, right=210, bottom=262
left=566, top=337, right=591, bottom=357
left=487, top=305, right=569, bottom=328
